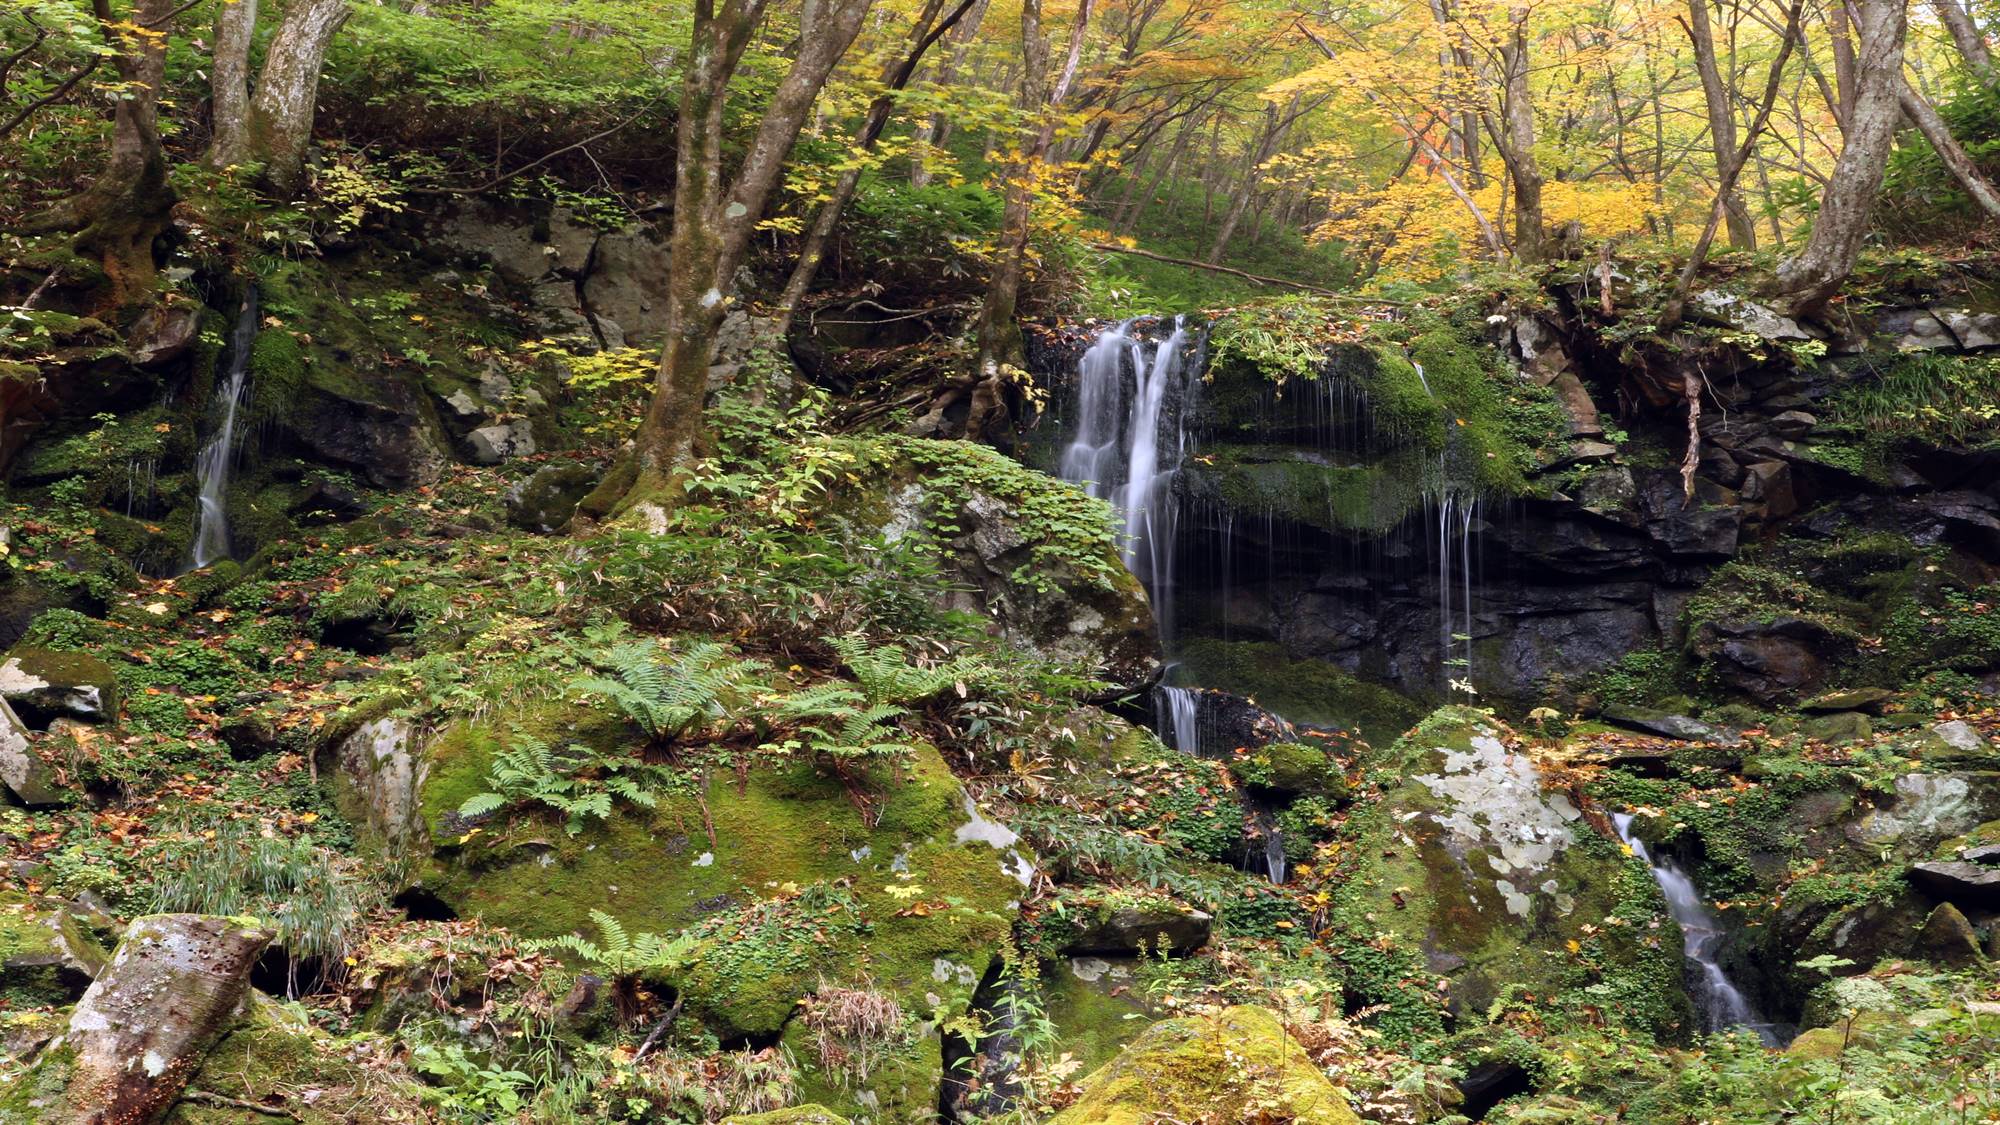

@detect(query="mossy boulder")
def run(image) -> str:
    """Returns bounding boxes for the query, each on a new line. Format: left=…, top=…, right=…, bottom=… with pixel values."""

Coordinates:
left=162, top=998, right=425, bottom=1123
left=1050, top=1004, right=1360, bottom=1125
left=1040, top=957, right=1154, bottom=1077
left=408, top=706, right=1026, bottom=1040
left=0, top=648, right=118, bottom=726
left=1171, top=638, right=1422, bottom=747
left=1330, top=707, right=1690, bottom=1037
left=0, top=893, right=106, bottom=1007
left=843, top=435, right=1158, bottom=687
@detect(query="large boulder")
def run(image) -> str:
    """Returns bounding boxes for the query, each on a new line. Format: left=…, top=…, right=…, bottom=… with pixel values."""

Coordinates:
left=0, top=893, right=106, bottom=1007
left=0, top=914, right=273, bottom=1124
left=1051, top=1005, right=1360, bottom=1125
left=318, top=715, right=428, bottom=855
left=1330, top=708, right=1689, bottom=1033
left=0, top=698, right=62, bottom=806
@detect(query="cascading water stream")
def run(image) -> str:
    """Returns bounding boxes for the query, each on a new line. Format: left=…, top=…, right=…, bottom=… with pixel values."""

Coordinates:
left=1612, top=814, right=1785, bottom=1044
left=190, top=292, right=258, bottom=570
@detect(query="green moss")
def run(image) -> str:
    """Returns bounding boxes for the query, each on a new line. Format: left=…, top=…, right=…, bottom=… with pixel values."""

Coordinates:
left=0, top=893, right=103, bottom=1008
left=720, top=1107, right=853, bottom=1125
left=782, top=1019, right=935, bottom=1125
left=164, top=1000, right=425, bottom=1123
left=1041, top=962, right=1155, bottom=1076
left=1173, top=638, right=1422, bottom=746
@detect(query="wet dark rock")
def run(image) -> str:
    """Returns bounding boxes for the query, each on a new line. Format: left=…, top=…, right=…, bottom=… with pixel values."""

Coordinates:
left=1060, top=902, right=1213, bottom=956
left=1911, top=861, right=2000, bottom=908
left=0, top=649, right=117, bottom=726
left=288, top=478, right=368, bottom=523
left=1769, top=411, right=1817, bottom=439
left=1802, top=687, right=1895, bottom=713
left=1690, top=616, right=1840, bottom=703
left=126, top=302, right=202, bottom=367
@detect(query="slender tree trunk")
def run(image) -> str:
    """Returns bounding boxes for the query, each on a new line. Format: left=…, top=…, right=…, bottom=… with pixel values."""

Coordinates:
left=1772, top=0, right=1905, bottom=314
left=630, top=0, right=876, bottom=498
left=244, top=0, right=351, bottom=196
left=1899, top=76, right=2000, bottom=218
left=1499, top=20, right=1545, bottom=262
left=1686, top=0, right=1757, bottom=248
left=1828, top=0, right=1858, bottom=126
left=774, top=0, right=981, bottom=336
left=1206, top=97, right=1294, bottom=263
left=1932, top=0, right=1992, bottom=74
left=966, top=0, right=1091, bottom=443
left=1117, top=104, right=1202, bottom=232
left=911, top=0, right=990, bottom=186
left=207, top=0, right=259, bottom=168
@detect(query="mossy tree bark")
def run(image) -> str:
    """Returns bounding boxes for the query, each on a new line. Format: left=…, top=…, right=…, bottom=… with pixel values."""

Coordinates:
left=207, top=0, right=352, bottom=197
left=1492, top=17, right=1545, bottom=264
left=32, top=0, right=177, bottom=303
left=1770, top=0, right=1904, bottom=315
left=628, top=0, right=877, bottom=508
left=47, top=914, right=273, bottom=1125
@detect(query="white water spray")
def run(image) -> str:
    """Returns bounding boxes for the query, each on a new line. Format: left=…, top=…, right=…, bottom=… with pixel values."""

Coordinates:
left=1613, top=813, right=1784, bottom=1044
left=191, top=293, right=258, bottom=569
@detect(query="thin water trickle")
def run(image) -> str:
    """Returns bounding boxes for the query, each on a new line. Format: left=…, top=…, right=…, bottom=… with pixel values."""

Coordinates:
left=1613, top=813, right=1786, bottom=1044
left=1154, top=682, right=1201, bottom=755
left=191, top=292, right=258, bottom=569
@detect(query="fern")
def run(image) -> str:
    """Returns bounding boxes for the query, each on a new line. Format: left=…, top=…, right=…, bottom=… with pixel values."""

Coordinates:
left=457, top=730, right=682, bottom=835
left=574, top=640, right=770, bottom=741
left=830, top=631, right=993, bottom=706
left=525, top=908, right=696, bottom=978
left=770, top=684, right=917, bottom=764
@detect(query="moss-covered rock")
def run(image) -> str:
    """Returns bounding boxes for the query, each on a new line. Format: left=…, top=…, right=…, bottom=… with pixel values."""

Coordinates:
left=0, top=648, right=118, bottom=726
left=720, top=1107, right=852, bottom=1125
left=1050, top=1004, right=1360, bottom=1125
left=162, top=998, right=425, bottom=1123
left=0, top=893, right=106, bottom=1008
left=1329, top=707, right=1691, bottom=1040
left=1171, top=638, right=1422, bottom=747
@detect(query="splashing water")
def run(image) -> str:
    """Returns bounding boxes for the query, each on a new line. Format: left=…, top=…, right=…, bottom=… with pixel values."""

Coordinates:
left=1613, top=813, right=1786, bottom=1044
left=191, top=292, right=258, bottom=569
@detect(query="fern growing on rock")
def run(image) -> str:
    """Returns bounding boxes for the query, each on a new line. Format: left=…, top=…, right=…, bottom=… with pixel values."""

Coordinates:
left=573, top=639, right=769, bottom=743
left=458, top=731, right=679, bottom=835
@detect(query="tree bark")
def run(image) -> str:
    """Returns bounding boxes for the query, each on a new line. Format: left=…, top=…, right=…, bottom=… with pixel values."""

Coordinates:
left=206, top=0, right=258, bottom=168
left=242, top=0, right=351, bottom=196
left=1686, top=0, right=1757, bottom=248
left=1931, top=0, right=1991, bottom=74
left=630, top=0, right=876, bottom=498
left=38, top=914, right=273, bottom=1125
left=1496, top=17, right=1545, bottom=262
left=1828, top=0, right=1858, bottom=127
left=1899, top=75, right=2000, bottom=219
left=1771, top=0, right=1905, bottom=314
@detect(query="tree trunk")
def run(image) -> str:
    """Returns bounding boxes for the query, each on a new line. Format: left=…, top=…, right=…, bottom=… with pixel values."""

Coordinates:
left=1686, top=0, right=1757, bottom=248
left=1932, top=0, right=1992, bottom=74
left=1206, top=100, right=1285, bottom=264
left=37, top=914, right=273, bottom=1125
left=910, top=0, right=990, bottom=186
left=243, top=0, right=352, bottom=196
left=773, top=0, right=979, bottom=336
left=1899, top=75, right=2000, bottom=219
left=1828, top=0, right=1858, bottom=126
left=630, top=0, right=876, bottom=500
left=1500, top=22, right=1545, bottom=262
left=1772, top=0, right=1905, bottom=314
left=207, top=0, right=259, bottom=168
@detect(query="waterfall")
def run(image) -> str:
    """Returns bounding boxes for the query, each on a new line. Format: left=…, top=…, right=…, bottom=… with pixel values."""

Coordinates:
left=1155, top=683, right=1201, bottom=754
left=191, top=292, right=258, bottom=569
left=1612, top=814, right=1784, bottom=1044
left=1436, top=489, right=1478, bottom=696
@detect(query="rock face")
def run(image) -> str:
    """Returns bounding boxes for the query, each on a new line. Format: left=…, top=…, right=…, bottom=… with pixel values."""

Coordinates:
left=3, top=914, right=273, bottom=1125
left=859, top=438, right=1158, bottom=687
left=1051, top=1005, right=1360, bottom=1125
left=1333, top=708, right=1688, bottom=1030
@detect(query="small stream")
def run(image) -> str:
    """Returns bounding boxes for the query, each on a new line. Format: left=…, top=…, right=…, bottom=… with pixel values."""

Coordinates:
left=190, top=290, right=258, bottom=569
left=1612, top=813, right=1788, bottom=1044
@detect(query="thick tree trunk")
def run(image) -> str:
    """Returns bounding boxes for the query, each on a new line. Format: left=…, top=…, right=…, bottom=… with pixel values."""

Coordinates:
left=1687, top=0, right=1757, bottom=248
left=243, top=0, right=351, bottom=196
left=1899, top=76, right=2000, bottom=219
left=35, top=914, right=273, bottom=1125
left=206, top=0, right=259, bottom=168
left=631, top=0, right=875, bottom=500
left=1932, top=0, right=1992, bottom=74
left=1772, top=0, right=1905, bottom=314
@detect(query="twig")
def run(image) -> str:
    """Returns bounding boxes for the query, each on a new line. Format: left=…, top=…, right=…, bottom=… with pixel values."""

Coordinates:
left=180, top=1091, right=301, bottom=1120
left=631, top=995, right=685, bottom=1063
left=0, top=57, right=100, bottom=141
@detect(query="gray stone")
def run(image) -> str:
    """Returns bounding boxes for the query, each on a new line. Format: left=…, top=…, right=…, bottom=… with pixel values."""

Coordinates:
left=1934, top=309, right=2000, bottom=350
left=0, top=650, right=116, bottom=724
left=581, top=225, right=671, bottom=342
left=1769, top=411, right=1818, bottom=438
left=321, top=717, right=429, bottom=852
left=1564, top=440, right=1618, bottom=464
left=505, top=462, right=600, bottom=534
left=1930, top=720, right=1991, bottom=758
left=1692, top=290, right=1811, bottom=340
left=126, top=303, right=203, bottom=368
left=0, top=698, right=62, bottom=806
left=467, top=420, right=536, bottom=465
left=1062, top=902, right=1213, bottom=956
left=1601, top=704, right=1738, bottom=744
left=431, top=201, right=554, bottom=283
left=1911, top=861, right=2000, bottom=908
left=546, top=207, right=601, bottom=272
left=1803, top=687, right=1895, bottom=713
left=1741, top=460, right=1797, bottom=521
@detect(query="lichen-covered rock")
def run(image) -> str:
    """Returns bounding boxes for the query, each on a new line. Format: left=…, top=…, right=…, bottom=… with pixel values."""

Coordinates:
left=1050, top=1005, right=1360, bottom=1125
left=320, top=716, right=428, bottom=855
left=0, top=649, right=117, bottom=726
left=1846, top=772, right=2000, bottom=858
left=505, top=461, right=599, bottom=533
left=0, top=914, right=273, bottom=1125
left=0, top=698, right=62, bottom=806
left=1331, top=707, right=1689, bottom=1035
